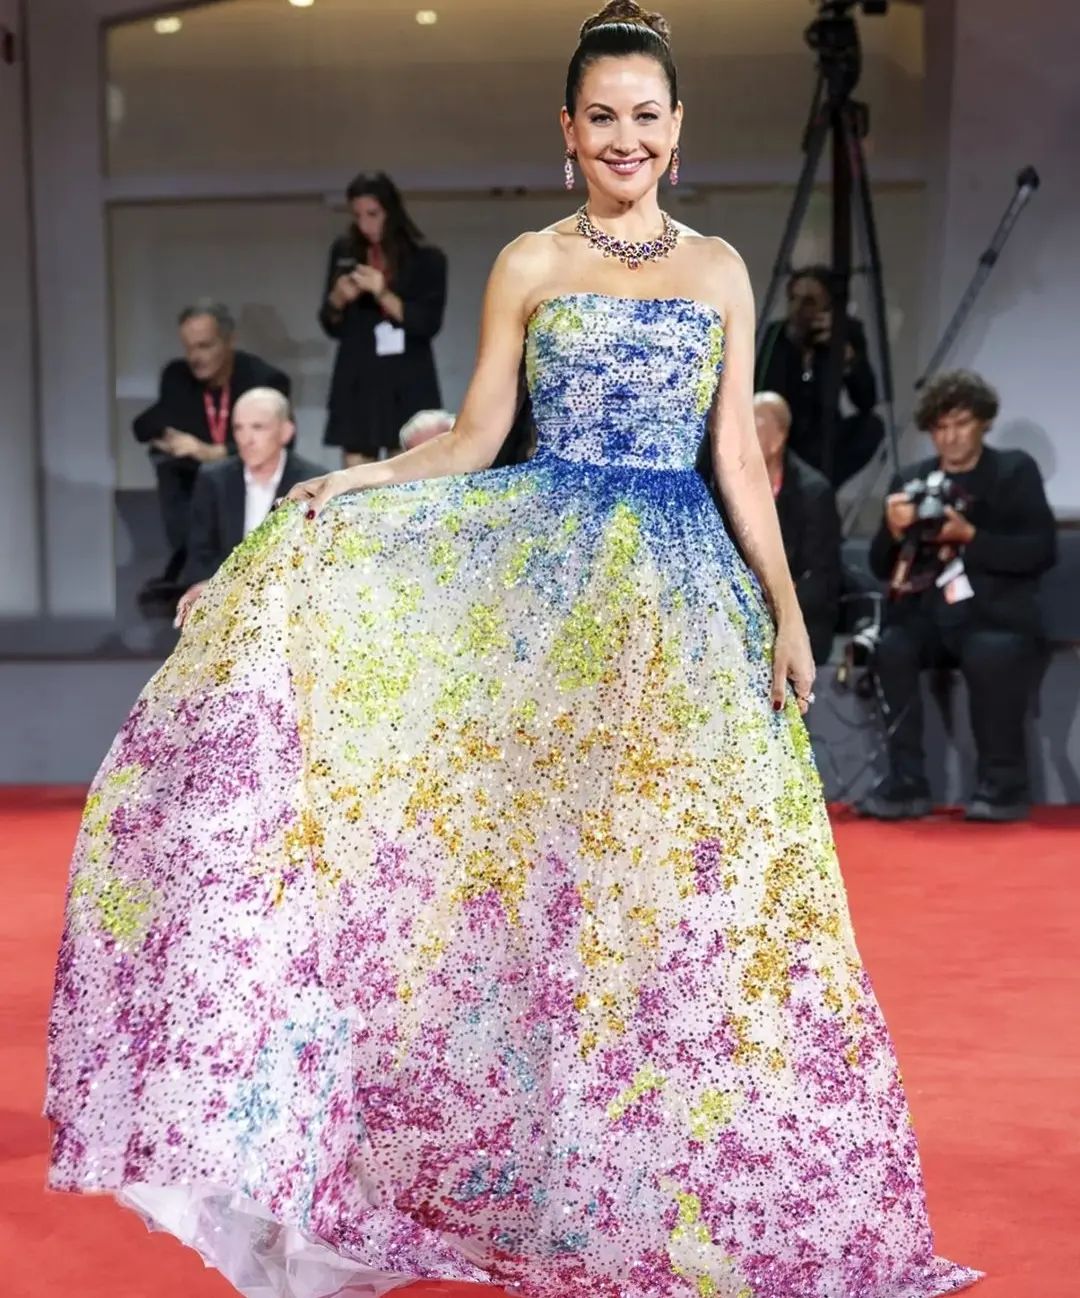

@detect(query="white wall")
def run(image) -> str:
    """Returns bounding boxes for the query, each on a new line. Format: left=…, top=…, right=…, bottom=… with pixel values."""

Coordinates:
left=109, top=184, right=927, bottom=488
left=22, top=0, right=932, bottom=618
left=924, top=0, right=1080, bottom=513
left=15, top=0, right=1080, bottom=627
left=0, top=0, right=41, bottom=614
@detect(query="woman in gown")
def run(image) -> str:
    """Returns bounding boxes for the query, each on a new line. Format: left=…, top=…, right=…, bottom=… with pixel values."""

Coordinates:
left=46, top=4, right=981, bottom=1297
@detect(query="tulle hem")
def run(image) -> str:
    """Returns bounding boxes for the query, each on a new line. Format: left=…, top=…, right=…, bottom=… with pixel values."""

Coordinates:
left=118, top=1182, right=499, bottom=1298
left=50, top=1175, right=982, bottom=1298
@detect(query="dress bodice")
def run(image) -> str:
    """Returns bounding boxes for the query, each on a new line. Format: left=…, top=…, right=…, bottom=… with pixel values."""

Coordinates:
left=525, top=292, right=725, bottom=471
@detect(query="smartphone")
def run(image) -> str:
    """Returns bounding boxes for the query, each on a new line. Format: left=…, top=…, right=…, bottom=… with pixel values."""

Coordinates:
left=335, top=256, right=358, bottom=277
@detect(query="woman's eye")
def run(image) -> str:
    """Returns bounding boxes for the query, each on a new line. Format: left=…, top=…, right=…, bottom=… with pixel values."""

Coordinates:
left=637, top=113, right=659, bottom=122
left=589, top=114, right=613, bottom=125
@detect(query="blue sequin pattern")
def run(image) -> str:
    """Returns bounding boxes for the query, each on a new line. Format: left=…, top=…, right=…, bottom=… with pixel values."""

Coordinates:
left=527, top=293, right=726, bottom=470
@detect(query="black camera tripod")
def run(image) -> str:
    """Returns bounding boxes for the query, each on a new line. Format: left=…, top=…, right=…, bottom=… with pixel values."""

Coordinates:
left=755, top=0, right=899, bottom=488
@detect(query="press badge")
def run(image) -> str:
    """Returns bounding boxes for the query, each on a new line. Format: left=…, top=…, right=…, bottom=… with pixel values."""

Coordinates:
left=936, top=556, right=975, bottom=604
left=374, top=322, right=406, bottom=356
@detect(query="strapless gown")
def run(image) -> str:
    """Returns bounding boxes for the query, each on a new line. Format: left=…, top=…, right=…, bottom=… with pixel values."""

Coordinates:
left=46, top=294, right=980, bottom=1298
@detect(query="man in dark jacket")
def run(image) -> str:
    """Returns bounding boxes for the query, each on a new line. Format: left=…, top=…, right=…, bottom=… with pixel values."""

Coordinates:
left=134, top=300, right=291, bottom=600
left=755, top=392, right=841, bottom=664
left=860, top=370, right=1057, bottom=822
left=175, top=388, right=323, bottom=627
left=755, top=265, right=883, bottom=487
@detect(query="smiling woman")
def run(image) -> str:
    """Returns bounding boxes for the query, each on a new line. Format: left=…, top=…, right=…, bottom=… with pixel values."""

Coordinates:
left=47, top=3, right=979, bottom=1297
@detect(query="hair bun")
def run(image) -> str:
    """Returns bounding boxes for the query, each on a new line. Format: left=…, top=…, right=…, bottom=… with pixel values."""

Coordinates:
left=579, top=0, right=671, bottom=46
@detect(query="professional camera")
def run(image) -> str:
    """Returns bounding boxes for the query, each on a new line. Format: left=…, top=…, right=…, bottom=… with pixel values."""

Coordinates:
left=888, top=470, right=971, bottom=598
left=834, top=591, right=884, bottom=697
left=900, top=469, right=968, bottom=539
left=812, top=0, right=888, bottom=16
left=805, top=0, right=888, bottom=103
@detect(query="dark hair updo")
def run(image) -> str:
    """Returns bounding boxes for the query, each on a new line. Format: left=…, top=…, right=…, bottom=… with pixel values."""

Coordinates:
left=565, top=1, right=677, bottom=115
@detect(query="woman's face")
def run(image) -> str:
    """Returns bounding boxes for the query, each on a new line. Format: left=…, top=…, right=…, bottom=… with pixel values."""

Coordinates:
left=562, top=55, right=681, bottom=207
left=350, top=196, right=387, bottom=244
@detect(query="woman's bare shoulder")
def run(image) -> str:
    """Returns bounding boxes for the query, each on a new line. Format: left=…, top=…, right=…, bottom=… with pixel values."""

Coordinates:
left=674, top=225, right=752, bottom=313
left=499, top=220, right=577, bottom=264
left=489, top=222, right=580, bottom=314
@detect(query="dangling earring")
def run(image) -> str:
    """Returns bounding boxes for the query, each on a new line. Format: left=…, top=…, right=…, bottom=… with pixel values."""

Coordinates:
left=669, top=145, right=681, bottom=187
left=564, top=149, right=577, bottom=191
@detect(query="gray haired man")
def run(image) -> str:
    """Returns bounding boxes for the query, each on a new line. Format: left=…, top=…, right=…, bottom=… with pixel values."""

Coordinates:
left=132, top=299, right=291, bottom=603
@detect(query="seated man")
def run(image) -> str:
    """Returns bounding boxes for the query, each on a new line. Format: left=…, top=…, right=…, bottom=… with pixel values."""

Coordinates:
left=860, top=370, right=1057, bottom=822
left=755, top=265, right=883, bottom=487
left=133, top=300, right=291, bottom=600
left=755, top=391, right=842, bottom=665
left=175, top=388, right=323, bottom=625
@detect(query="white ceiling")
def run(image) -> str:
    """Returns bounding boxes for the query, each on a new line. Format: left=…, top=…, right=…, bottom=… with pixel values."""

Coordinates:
left=107, top=0, right=924, bottom=74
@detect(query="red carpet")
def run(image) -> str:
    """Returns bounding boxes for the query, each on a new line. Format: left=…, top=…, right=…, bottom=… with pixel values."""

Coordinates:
left=3, top=790, right=1078, bottom=1298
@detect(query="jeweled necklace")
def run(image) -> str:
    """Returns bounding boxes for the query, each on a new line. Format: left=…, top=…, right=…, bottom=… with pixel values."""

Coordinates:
left=576, top=205, right=679, bottom=271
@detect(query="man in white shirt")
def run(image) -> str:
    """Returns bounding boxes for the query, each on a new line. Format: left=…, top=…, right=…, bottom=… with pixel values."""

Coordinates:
left=175, top=387, right=324, bottom=625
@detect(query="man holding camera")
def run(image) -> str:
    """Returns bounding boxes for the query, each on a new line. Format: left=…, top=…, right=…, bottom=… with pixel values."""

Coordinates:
left=860, top=371, right=1056, bottom=822
left=755, top=265, right=884, bottom=487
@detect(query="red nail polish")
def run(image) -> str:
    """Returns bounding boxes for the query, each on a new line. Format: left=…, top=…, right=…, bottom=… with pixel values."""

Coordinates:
left=773, top=700, right=782, bottom=712
left=305, top=509, right=315, bottom=520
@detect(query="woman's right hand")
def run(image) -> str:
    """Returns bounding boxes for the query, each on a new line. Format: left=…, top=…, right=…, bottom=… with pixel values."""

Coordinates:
left=328, top=273, right=362, bottom=312
left=284, top=470, right=358, bottom=519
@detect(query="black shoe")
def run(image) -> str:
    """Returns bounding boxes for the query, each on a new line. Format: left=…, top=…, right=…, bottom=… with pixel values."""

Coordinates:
left=964, top=798, right=1030, bottom=823
left=856, top=779, right=932, bottom=821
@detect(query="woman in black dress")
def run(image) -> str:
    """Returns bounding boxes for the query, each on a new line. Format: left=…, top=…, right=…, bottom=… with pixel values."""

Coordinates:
left=319, top=172, right=447, bottom=466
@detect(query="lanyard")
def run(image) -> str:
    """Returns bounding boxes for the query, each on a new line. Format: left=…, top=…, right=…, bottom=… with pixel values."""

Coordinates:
left=203, top=383, right=231, bottom=445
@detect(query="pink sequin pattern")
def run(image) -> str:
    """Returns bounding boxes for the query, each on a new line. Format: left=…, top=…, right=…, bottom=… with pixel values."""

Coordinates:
left=46, top=295, right=980, bottom=1298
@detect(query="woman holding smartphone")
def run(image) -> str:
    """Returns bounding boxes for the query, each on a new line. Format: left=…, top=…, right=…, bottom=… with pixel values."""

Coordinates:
left=319, top=172, right=448, bottom=466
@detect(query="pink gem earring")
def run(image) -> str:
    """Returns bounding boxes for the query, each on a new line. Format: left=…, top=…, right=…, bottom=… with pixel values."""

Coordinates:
left=669, top=145, right=681, bottom=187
left=564, top=149, right=577, bottom=191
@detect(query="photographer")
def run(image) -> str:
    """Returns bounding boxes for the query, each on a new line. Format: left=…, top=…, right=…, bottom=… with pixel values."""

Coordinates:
left=755, top=265, right=883, bottom=487
left=861, top=371, right=1057, bottom=822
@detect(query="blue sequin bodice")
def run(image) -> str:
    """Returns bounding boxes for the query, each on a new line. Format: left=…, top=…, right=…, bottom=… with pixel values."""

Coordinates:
left=526, top=293, right=726, bottom=471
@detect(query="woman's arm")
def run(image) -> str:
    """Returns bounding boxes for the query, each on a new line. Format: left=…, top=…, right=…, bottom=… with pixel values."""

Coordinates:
left=318, top=242, right=348, bottom=339
left=319, top=240, right=365, bottom=338
left=711, top=249, right=799, bottom=621
left=709, top=244, right=815, bottom=708
left=291, top=236, right=542, bottom=503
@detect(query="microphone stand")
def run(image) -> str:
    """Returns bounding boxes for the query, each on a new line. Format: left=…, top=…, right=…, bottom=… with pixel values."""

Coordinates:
left=915, top=166, right=1041, bottom=388
left=840, top=165, right=1041, bottom=533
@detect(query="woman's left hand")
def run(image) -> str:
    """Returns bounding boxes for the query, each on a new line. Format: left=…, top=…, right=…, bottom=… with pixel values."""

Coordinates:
left=771, top=612, right=816, bottom=716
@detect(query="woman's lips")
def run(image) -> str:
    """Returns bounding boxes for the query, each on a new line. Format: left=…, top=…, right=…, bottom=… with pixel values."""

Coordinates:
left=603, top=157, right=650, bottom=176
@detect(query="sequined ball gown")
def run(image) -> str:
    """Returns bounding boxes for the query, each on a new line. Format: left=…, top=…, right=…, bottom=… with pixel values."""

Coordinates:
left=47, top=294, right=980, bottom=1298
